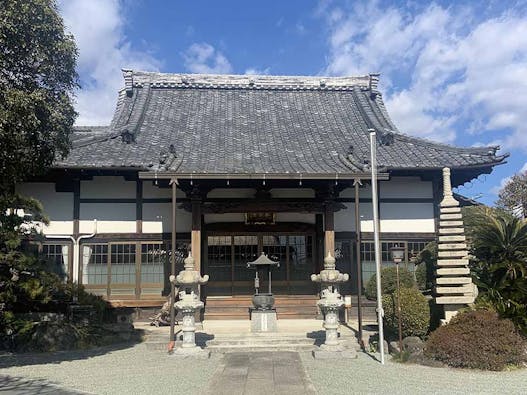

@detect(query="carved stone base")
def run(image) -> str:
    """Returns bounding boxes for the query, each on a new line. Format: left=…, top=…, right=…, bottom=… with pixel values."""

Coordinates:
left=251, top=309, right=278, bottom=333
left=170, top=346, right=211, bottom=359
left=313, top=344, right=357, bottom=359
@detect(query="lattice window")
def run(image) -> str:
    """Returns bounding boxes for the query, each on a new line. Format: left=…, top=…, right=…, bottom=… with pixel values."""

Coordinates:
left=84, top=244, right=108, bottom=285
left=110, top=243, right=136, bottom=284
left=141, top=243, right=167, bottom=283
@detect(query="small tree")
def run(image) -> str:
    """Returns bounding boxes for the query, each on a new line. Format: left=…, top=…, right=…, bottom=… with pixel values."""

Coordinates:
left=496, top=171, right=527, bottom=219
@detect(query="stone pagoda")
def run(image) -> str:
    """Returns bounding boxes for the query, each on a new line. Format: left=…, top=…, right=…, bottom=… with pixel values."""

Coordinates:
left=435, top=167, right=476, bottom=322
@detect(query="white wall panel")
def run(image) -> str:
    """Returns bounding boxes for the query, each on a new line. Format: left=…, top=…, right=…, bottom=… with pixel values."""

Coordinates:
left=81, top=176, right=135, bottom=199
left=80, top=203, right=135, bottom=233
left=142, top=203, right=191, bottom=233
left=380, top=177, right=432, bottom=198
left=380, top=203, right=435, bottom=233
left=142, top=181, right=186, bottom=199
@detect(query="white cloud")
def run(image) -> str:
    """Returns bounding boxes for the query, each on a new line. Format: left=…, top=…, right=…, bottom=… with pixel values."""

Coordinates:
left=244, top=67, right=271, bottom=75
left=182, top=43, right=233, bottom=74
left=59, top=0, right=161, bottom=126
left=321, top=2, right=527, bottom=149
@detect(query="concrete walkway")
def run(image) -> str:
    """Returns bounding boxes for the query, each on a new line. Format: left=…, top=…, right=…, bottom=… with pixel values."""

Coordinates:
left=205, top=352, right=315, bottom=395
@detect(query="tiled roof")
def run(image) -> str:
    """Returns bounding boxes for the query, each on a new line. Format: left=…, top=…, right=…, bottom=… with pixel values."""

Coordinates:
left=58, top=70, right=507, bottom=176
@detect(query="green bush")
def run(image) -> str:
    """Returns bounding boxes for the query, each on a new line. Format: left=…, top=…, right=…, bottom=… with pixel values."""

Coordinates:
left=424, top=310, right=527, bottom=370
left=413, top=242, right=436, bottom=291
left=382, top=287, right=430, bottom=339
left=365, top=266, right=416, bottom=300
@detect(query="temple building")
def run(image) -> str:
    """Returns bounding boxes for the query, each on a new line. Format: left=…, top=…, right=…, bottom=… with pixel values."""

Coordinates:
left=18, top=70, right=506, bottom=318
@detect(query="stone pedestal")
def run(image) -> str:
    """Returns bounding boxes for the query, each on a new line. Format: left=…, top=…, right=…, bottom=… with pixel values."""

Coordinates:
left=251, top=309, right=278, bottom=333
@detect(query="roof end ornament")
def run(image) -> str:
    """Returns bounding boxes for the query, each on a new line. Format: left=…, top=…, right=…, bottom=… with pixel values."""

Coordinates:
left=369, top=73, right=380, bottom=99
left=122, top=69, right=134, bottom=97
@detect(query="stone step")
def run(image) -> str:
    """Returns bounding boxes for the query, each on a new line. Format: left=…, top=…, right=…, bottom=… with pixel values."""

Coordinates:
left=439, top=227, right=464, bottom=235
left=435, top=277, right=473, bottom=285
left=436, top=267, right=470, bottom=275
left=438, top=243, right=468, bottom=250
left=436, top=258, right=469, bottom=267
left=435, top=285, right=474, bottom=294
left=440, top=207, right=461, bottom=214
left=440, top=220, right=464, bottom=227
left=438, top=250, right=468, bottom=258
left=435, top=296, right=475, bottom=305
left=438, top=235, right=466, bottom=243
left=440, top=213, right=463, bottom=220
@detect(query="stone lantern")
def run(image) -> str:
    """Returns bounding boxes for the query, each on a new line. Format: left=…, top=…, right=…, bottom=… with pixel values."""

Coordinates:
left=311, top=252, right=356, bottom=359
left=169, top=253, right=210, bottom=358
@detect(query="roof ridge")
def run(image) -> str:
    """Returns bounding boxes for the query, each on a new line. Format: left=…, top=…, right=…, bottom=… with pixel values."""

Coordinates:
left=122, top=69, right=378, bottom=93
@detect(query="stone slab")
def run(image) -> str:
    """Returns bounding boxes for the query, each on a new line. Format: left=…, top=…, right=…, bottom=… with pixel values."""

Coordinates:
left=435, top=296, right=474, bottom=304
left=438, top=235, right=466, bottom=242
left=436, top=258, right=469, bottom=266
left=435, top=285, right=474, bottom=294
left=170, top=346, right=211, bottom=359
left=251, top=310, right=278, bottom=333
left=438, top=243, right=468, bottom=250
left=440, top=207, right=461, bottom=214
left=440, top=201, right=460, bottom=208
left=440, top=213, right=463, bottom=220
left=440, top=220, right=464, bottom=227
left=435, top=276, right=472, bottom=284
left=436, top=267, right=470, bottom=275
left=312, top=348, right=357, bottom=359
left=439, top=227, right=464, bottom=234
left=438, top=250, right=468, bottom=258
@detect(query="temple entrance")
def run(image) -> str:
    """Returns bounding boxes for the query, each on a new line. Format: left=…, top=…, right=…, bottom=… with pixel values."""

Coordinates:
left=205, top=233, right=316, bottom=296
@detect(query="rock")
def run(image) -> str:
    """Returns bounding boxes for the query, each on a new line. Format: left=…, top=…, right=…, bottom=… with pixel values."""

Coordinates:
left=389, top=341, right=401, bottom=354
left=403, top=336, right=424, bottom=354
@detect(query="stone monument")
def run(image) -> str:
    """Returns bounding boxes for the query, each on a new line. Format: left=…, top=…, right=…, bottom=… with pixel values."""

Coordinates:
left=311, top=252, right=356, bottom=359
left=170, top=253, right=210, bottom=358
left=247, top=253, right=280, bottom=333
left=435, top=167, right=477, bottom=323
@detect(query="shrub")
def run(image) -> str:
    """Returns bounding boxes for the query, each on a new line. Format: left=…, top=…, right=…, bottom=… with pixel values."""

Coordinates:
left=424, top=310, right=527, bottom=370
left=365, top=266, right=416, bottom=300
left=382, top=287, right=430, bottom=339
left=413, top=242, right=436, bottom=291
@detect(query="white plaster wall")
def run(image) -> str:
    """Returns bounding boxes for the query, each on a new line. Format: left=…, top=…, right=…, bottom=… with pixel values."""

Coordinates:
left=380, top=177, right=432, bottom=198
left=271, top=188, right=315, bottom=198
left=208, top=188, right=256, bottom=198
left=275, top=213, right=315, bottom=223
left=142, top=203, right=191, bottom=232
left=16, top=182, right=74, bottom=235
left=79, top=203, right=135, bottom=233
left=380, top=202, right=435, bottom=233
left=142, top=181, right=186, bottom=199
left=81, top=176, right=135, bottom=199
left=205, top=213, right=245, bottom=223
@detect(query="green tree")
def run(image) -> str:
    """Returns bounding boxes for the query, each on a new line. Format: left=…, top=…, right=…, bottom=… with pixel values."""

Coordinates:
left=469, top=208, right=527, bottom=334
left=0, top=0, right=77, bottom=192
left=496, top=171, right=527, bottom=219
left=0, top=0, right=78, bottom=341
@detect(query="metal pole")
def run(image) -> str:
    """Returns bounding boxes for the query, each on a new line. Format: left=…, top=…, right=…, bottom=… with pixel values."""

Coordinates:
left=354, top=179, right=364, bottom=349
left=370, top=131, right=385, bottom=364
left=396, top=262, right=403, bottom=353
left=168, top=178, right=177, bottom=351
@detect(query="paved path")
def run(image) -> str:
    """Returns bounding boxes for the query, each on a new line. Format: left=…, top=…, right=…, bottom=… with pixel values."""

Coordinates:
left=205, top=352, right=315, bottom=395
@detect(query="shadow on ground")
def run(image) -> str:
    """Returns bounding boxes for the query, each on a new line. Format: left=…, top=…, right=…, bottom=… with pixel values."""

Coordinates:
left=0, top=375, right=82, bottom=394
left=0, top=330, right=145, bottom=369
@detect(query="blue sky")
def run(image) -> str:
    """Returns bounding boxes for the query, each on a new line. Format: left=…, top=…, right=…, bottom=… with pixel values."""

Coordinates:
left=58, top=0, right=527, bottom=205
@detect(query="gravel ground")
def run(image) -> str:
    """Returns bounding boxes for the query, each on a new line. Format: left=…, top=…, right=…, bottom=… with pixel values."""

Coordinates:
left=1, top=345, right=527, bottom=395
left=0, top=343, right=221, bottom=395
left=301, top=351, right=527, bottom=395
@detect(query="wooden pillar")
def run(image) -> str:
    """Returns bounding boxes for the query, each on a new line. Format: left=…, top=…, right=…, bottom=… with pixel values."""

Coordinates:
left=324, top=201, right=335, bottom=257
left=191, top=189, right=202, bottom=271
left=315, top=213, right=324, bottom=271
left=136, top=179, right=143, bottom=234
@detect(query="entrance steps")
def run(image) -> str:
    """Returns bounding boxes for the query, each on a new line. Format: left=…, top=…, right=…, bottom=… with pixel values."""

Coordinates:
left=138, top=319, right=359, bottom=353
left=204, top=295, right=319, bottom=320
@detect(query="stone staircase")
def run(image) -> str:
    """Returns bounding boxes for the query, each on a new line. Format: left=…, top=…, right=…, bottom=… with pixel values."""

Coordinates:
left=204, top=295, right=319, bottom=320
